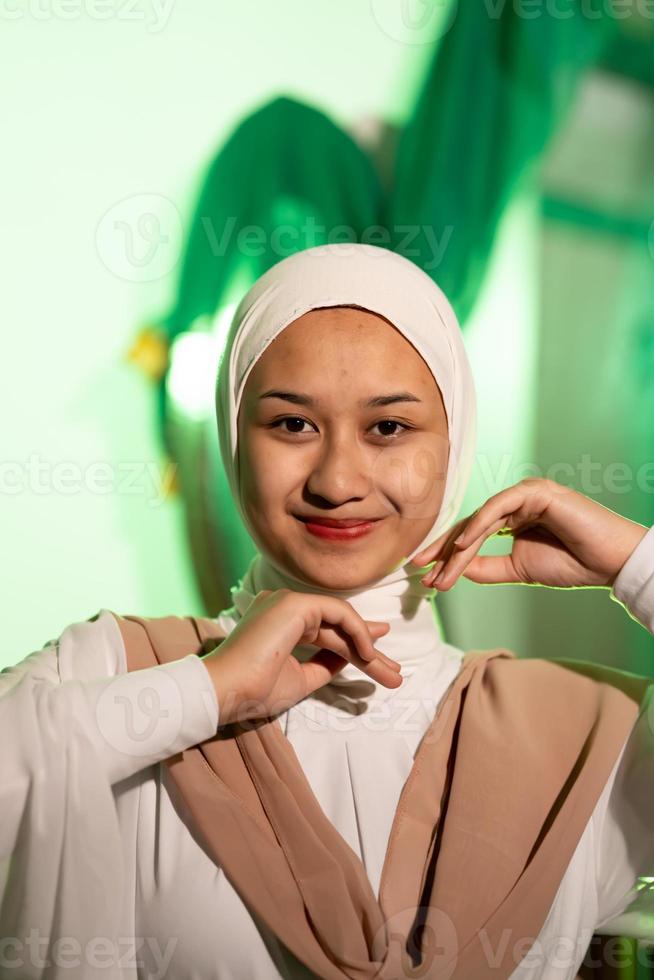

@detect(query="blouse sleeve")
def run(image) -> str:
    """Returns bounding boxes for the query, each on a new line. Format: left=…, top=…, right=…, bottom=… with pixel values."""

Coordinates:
left=0, top=608, right=220, bottom=790
left=0, top=609, right=220, bottom=978
left=592, top=525, right=654, bottom=936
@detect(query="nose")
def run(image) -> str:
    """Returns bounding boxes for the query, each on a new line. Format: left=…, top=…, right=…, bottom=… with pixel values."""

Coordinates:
left=305, top=430, right=372, bottom=505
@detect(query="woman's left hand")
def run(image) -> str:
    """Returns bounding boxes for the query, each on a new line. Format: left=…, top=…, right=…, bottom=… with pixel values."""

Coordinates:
left=410, top=477, right=649, bottom=592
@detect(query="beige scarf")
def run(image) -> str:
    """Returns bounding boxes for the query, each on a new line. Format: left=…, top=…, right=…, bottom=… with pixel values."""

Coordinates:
left=113, top=611, right=649, bottom=979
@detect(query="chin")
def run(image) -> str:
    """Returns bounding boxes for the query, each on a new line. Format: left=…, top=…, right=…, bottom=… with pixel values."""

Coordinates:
left=291, top=555, right=389, bottom=592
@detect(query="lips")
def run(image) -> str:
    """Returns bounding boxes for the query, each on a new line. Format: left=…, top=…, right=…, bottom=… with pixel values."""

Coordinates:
left=296, top=515, right=382, bottom=542
left=295, top=516, right=380, bottom=528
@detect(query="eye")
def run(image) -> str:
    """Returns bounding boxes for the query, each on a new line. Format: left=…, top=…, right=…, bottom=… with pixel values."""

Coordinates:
left=370, top=419, right=412, bottom=440
left=268, top=417, right=413, bottom=439
left=269, top=416, right=316, bottom=435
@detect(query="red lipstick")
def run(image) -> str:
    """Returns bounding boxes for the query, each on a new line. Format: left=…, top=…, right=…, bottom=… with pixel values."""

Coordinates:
left=296, top=516, right=382, bottom=541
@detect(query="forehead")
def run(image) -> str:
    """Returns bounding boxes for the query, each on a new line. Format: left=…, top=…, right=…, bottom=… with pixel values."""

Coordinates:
left=244, top=306, right=436, bottom=388
left=267, top=305, right=401, bottom=346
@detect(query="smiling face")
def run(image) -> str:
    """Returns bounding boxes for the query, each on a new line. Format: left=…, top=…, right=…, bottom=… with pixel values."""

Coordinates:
left=236, top=305, right=450, bottom=590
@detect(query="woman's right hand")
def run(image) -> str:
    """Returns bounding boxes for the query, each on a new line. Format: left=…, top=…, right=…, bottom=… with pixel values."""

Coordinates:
left=202, top=589, right=401, bottom=726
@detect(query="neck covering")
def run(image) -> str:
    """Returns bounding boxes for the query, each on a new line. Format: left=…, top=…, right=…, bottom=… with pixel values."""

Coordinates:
left=214, top=243, right=477, bottom=696
left=114, top=610, right=646, bottom=979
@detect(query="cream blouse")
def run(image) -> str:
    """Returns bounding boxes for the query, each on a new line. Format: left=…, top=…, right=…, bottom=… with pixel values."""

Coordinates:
left=2, top=529, right=654, bottom=979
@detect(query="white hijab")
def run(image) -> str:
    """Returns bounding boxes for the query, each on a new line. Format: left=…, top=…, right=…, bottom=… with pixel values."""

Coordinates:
left=214, top=243, right=477, bottom=695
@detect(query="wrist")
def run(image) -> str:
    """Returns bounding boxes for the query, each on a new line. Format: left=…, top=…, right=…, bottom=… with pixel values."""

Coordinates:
left=201, top=649, right=252, bottom=727
left=201, top=652, right=229, bottom=724
left=607, top=521, right=649, bottom=587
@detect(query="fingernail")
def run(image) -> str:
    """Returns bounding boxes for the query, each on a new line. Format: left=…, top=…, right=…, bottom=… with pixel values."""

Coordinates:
left=454, top=534, right=465, bottom=546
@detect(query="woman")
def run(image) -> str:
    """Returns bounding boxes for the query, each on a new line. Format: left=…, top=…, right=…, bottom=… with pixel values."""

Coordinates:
left=1, top=243, right=653, bottom=980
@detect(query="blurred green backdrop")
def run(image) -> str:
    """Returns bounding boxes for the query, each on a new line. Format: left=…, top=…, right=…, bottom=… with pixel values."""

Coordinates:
left=2, top=0, right=653, bottom=696
left=3, top=2, right=654, bottom=964
left=0, top=2, right=434, bottom=654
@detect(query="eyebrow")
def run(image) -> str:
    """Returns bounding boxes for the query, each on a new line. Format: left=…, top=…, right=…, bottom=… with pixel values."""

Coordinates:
left=258, top=389, right=423, bottom=408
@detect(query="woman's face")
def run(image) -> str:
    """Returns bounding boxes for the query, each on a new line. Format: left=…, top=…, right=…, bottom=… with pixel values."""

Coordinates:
left=237, top=306, right=450, bottom=590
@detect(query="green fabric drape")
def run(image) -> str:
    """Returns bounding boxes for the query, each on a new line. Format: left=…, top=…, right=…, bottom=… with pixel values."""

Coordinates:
left=383, top=0, right=616, bottom=324
left=164, top=93, right=383, bottom=346
left=156, top=1, right=648, bottom=619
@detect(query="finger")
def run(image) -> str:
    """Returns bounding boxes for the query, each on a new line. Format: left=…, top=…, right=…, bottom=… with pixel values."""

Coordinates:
left=339, top=604, right=390, bottom=665
left=315, top=619, right=389, bottom=645
left=364, top=623, right=400, bottom=672
left=425, top=520, right=518, bottom=590
left=459, top=554, right=522, bottom=585
left=311, top=628, right=401, bottom=685
left=410, top=532, right=455, bottom=568
left=444, top=519, right=519, bottom=569
left=447, top=483, right=542, bottom=553
left=412, top=482, right=541, bottom=570
left=315, top=622, right=401, bottom=672
left=310, top=597, right=402, bottom=679
left=414, top=532, right=465, bottom=581
left=366, top=621, right=391, bottom=637
left=354, top=630, right=402, bottom=673
left=303, top=649, right=408, bottom=694
left=422, top=516, right=508, bottom=588
left=300, top=648, right=406, bottom=699
left=321, top=638, right=402, bottom=686
left=410, top=516, right=472, bottom=568
left=362, top=653, right=404, bottom=687
left=301, top=649, right=351, bottom=696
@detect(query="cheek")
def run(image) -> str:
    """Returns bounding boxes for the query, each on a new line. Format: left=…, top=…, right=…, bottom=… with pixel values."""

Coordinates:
left=237, top=435, right=269, bottom=515
left=240, top=436, right=301, bottom=512
left=374, top=439, right=448, bottom=521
